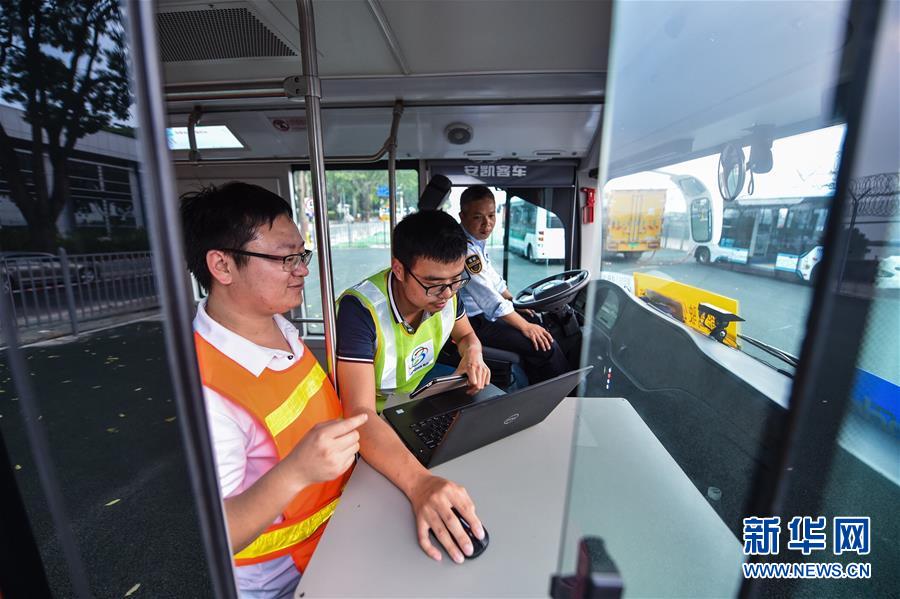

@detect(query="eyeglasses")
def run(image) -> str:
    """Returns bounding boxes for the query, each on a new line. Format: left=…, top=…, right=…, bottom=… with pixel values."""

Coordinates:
left=405, top=267, right=470, bottom=297
left=223, top=248, right=313, bottom=272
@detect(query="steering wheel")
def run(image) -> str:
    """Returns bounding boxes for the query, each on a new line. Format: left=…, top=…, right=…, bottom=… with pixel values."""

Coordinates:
left=513, top=269, right=590, bottom=313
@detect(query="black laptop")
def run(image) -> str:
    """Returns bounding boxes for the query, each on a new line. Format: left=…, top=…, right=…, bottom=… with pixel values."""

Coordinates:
left=384, top=366, right=593, bottom=467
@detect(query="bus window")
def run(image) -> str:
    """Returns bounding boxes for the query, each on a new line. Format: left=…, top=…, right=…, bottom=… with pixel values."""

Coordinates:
left=777, top=207, right=789, bottom=228
left=814, top=208, right=828, bottom=233
left=0, top=3, right=218, bottom=595
left=562, top=0, right=898, bottom=595
left=292, top=168, right=419, bottom=335
left=546, top=211, right=563, bottom=229
left=444, top=187, right=569, bottom=296
left=765, top=2, right=900, bottom=593
left=507, top=197, right=565, bottom=261
left=505, top=195, right=566, bottom=290
left=604, top=141, right=843, bottom=357
left=690, top=197, right=712, bottom=243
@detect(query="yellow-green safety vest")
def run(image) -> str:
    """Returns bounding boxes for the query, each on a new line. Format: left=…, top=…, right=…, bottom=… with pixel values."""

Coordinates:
left=340, top=269, right=457, bottom=413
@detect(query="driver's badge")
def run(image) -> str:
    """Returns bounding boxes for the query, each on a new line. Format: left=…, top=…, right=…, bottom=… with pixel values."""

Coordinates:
left=465, top=254, right=483, bottom=274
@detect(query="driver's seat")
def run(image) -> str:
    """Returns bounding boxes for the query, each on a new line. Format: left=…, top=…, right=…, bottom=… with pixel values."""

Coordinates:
left=437, top=342, right=528, bottom=390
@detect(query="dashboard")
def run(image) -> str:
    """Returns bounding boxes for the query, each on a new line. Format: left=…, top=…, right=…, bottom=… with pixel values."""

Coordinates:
left=582, top=280, right=789, bottom=537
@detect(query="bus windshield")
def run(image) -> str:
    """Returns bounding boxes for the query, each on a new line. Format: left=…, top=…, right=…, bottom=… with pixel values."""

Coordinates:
left=601, top=124, right=850, bottom=365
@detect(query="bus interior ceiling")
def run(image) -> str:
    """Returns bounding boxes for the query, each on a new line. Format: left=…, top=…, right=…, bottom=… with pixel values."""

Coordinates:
left=159, top=0, right=609, bottom=165
left=160, top=1, right=849, bottom=176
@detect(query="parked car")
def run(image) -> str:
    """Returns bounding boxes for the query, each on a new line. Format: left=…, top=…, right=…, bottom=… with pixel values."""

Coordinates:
left=0, top=252, right=97, bottom=292
left=82, top=253, right=154, bottom=281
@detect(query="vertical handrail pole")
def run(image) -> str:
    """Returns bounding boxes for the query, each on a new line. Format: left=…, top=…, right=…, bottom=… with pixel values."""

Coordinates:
left=297, top=0, right=338, bottom=388
left=387, top=100, right=404, bottom=248
left=123, top=2, right=239, bottom=596
left=187, top=106, right=202, bottom=163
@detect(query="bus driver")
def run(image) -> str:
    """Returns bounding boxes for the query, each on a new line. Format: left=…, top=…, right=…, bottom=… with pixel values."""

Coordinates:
left=457, top=185, right=570, bottom=385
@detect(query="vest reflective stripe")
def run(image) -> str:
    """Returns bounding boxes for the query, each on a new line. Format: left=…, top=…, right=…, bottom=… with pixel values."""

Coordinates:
left=439, top=294, right=455, bottom=343
left=265, top=365, right=327, bottom=438
left=342, top=269, right=456, bottom=411
left=353, top=278, right=398, bottom=390
left=233, top=497, right=339, bottom=562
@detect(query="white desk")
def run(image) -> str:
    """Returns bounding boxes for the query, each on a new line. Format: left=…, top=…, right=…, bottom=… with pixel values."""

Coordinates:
left=296, top=397, right=578, bottom=598
left=295, top=397, right=744, bottom=598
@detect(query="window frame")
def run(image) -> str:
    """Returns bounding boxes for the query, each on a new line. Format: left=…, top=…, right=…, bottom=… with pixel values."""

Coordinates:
left=741, top=0, right=890, bottom=595
left=289, top=161, right=420, bottom=337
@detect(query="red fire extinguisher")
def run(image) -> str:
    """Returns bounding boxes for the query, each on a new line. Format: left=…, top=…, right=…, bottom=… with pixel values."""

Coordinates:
left=580, top=187, right=596, bottom=224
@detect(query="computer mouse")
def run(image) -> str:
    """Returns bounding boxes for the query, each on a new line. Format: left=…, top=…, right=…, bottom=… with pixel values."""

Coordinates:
left=429, top=508, right=490, bottom=560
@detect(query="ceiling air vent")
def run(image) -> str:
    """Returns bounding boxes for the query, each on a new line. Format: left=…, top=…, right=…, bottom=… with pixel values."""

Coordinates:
left=534, top=150, right=564, bottom=157
left=157, top=8, right=296, bottom=62
left=463, top=150, right=496, bottom=159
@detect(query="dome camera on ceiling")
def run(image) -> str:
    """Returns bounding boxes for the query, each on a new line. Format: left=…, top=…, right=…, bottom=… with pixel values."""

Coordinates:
left=445, top=122, right=473, bottom=145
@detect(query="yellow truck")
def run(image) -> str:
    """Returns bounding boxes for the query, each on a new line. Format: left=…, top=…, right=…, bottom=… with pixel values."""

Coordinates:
left=604, top=189, right=667, bottom=260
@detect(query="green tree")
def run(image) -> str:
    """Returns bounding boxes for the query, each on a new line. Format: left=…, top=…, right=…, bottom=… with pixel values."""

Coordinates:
left=296, top=169, right=420, bottom=223
left=325, top=170, right=419, bottom=220
left=0, top=0, right=131, bottom=250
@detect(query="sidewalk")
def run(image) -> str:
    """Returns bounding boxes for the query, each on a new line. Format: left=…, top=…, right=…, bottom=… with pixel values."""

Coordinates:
left=3, top=307, right=163, bottom=349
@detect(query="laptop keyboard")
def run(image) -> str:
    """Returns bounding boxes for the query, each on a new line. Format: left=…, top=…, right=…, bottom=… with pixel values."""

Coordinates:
left=410, top=412, right=457, bottom=449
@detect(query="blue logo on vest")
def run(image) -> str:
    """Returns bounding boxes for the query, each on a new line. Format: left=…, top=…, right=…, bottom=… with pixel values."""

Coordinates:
left=406, top=339, right=435, bottom=379
left=412, top=347, right=428, bottom=367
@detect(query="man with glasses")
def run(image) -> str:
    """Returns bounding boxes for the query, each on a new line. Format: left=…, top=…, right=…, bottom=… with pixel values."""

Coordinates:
left=336, top=209, right=490, bottom=565
left=458, top=185, right=570, bottom=385
left=182, top=182, right=367, bottom=598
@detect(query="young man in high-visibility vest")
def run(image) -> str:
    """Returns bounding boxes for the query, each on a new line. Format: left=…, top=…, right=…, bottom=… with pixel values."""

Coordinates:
left=336, top=210, right=490, bottom=565
left=181, top=182, right=367, bottom=598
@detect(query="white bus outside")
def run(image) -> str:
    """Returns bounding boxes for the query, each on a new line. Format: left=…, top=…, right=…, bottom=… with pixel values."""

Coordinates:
left=507, top=197, right=565, bottom=261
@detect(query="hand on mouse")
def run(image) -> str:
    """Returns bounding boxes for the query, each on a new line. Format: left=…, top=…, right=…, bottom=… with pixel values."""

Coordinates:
left=408, top=474, right=484, bottom=564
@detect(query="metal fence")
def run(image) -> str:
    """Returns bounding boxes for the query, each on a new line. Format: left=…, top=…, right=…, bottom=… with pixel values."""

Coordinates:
left=324, top=219, right=389, bottom=248
left=0, top=250, right=158, bottom=340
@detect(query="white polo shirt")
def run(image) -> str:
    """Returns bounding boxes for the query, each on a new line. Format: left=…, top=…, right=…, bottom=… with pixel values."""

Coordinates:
left=193, top=299, right=306, bottom=599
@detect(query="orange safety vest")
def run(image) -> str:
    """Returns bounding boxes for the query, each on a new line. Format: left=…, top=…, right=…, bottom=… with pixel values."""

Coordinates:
left=194, top=332, right=351, bottom=573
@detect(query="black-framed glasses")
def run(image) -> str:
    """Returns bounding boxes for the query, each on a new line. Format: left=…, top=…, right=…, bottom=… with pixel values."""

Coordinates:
left=405, top=267, right=470, bottom=297
left=222, top=248, right=313, bottom=272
